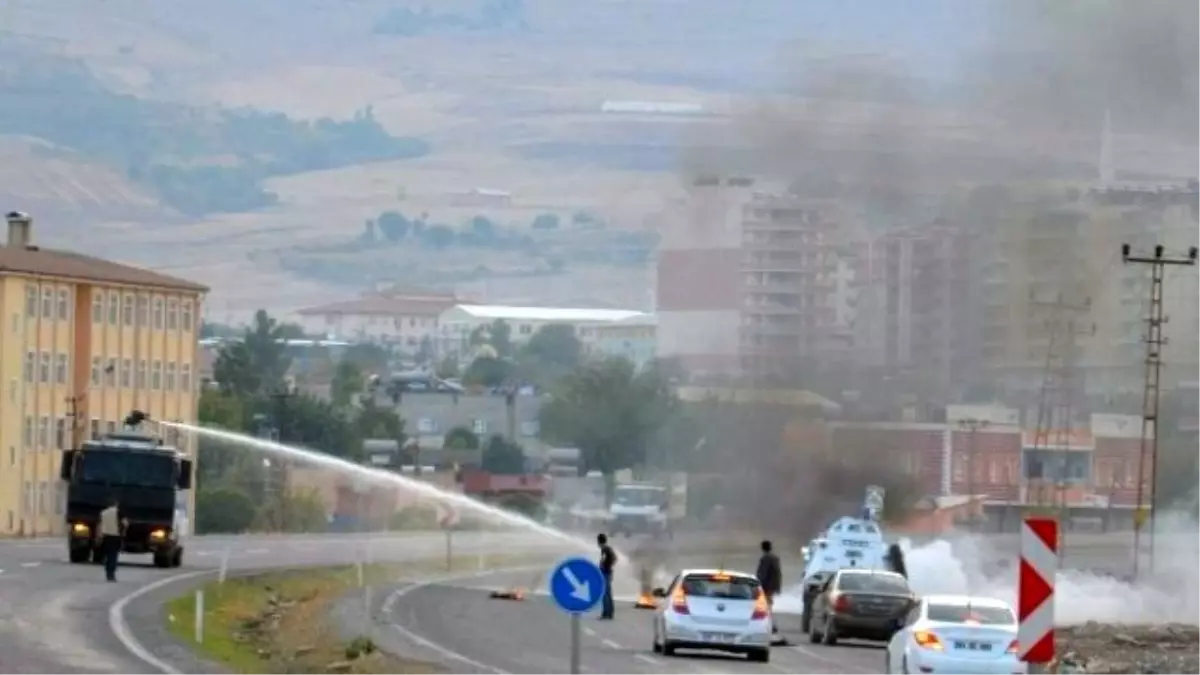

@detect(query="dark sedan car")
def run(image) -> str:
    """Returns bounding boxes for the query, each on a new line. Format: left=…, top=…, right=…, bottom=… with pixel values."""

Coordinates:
left=808, top=569, right=915, bottom=646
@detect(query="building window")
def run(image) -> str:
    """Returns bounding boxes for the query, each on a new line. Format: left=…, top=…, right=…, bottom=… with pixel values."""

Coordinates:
left=137, top=296, right=149, bottom=326
left=181, top=363, right=192, bottom=392
left=105, top=358, right=117, bottom=387
left=38, top=351, right=50, bottom=383
left=136, top=360, right=147, bottom=388
left=107, top=292, right=119, bottom=325
left=106, top=420, right=116, bottom=434
left=55, top=418, right=66, bottom=448
left=57, top=289, right=69, bottom=321
left=165, top=362, right=176, bottom=391
left=472, top=418, right=488, bottom=435
left=41, top=287, right=53, bottom=318
left=123, top=295, right=134, bottom=326
left=121, top=359, right=132, bottom=388
left=92, top=293, right=103, bottom=323
left=181, top=301, right=194, bottom=332
left=23, top=416, right=33, bottom=447
left=55, top=483, right=64, bottom=515
left=38, top=416, right=49, bottom=448
left=151, top=361, right=162, bottom=390
left=54, top=353, right=67, bottom=384
left=25, top=285, right=37, bottom=316
left=90, top=418, right=99, bottom=440
left=167, top=299, right=178, bottom=330
left=23, top=482, right=31, bottom=514
left=23, top=351, right=34, bottom=383
left=91, top=357, right=101, bottom=386
left=38, top=481, right=46, bottom=515
left=153, top=298, right=163, bottom=329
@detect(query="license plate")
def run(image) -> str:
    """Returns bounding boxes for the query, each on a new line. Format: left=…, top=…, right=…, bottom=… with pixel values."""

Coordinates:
left=954, top=641, right=992, bottom=651
left=702, top=632, right=736, bottom=643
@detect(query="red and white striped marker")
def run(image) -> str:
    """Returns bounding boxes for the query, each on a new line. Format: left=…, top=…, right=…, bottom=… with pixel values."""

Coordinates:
left=1018, top=517, right=1058, bottom=664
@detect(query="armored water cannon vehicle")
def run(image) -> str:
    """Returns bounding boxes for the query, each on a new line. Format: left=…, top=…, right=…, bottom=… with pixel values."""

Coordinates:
left=59, top=411, right=192, bottom=568
left=797, top=487, right=907, bottom=633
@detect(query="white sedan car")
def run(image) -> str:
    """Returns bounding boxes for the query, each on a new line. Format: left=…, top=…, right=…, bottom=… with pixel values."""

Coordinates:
left=651, top=568, right=773, bottom=663
left=886, top=595, right=1028, bottom=674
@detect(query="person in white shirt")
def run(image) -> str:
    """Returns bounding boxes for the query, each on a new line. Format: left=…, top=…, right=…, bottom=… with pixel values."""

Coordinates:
left=98, top=497, right=126, bottom=582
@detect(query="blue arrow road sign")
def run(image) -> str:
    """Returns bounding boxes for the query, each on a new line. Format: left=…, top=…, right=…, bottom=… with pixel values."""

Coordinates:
left=549, top=556, right=607, bottom=615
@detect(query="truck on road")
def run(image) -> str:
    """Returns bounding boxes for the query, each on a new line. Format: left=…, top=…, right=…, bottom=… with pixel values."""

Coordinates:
left=608, top=473, right=687, bottom=538
left=59, top=428, right=193, bottom=568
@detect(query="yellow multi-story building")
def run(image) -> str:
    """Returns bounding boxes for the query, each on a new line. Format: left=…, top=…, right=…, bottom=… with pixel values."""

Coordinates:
left=0, top=212, right=207, bottom=537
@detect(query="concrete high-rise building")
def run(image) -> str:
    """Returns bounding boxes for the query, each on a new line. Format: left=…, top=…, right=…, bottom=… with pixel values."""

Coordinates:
left=0, top=212, right=207, bottom=537
left=850, top=222, right=978, bottom=402
left=655, top=175, right=755, bottom=378
left=739, top=192, right=843, bottom=379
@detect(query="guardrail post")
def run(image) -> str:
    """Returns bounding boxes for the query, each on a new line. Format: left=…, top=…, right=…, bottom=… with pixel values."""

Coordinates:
left=194, top=589, right=204, bottom=644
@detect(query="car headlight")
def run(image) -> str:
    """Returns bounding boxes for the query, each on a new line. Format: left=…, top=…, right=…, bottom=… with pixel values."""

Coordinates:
left=71, top=522, right=89, bottom=535
left=149, top=529, right=167, bottom=540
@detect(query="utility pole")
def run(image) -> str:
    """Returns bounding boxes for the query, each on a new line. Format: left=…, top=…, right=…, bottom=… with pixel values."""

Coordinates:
left=1122, top=243, right=1198, bottom=579
left=958, top=418, right=989, bottom=531
left=270, top=385, right=296, bottom=532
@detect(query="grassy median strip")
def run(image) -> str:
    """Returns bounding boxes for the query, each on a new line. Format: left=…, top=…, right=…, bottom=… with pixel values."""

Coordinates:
left=164, top=554, right=544, bottom=674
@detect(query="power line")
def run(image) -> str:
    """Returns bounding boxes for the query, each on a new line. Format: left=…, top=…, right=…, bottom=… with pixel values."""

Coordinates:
left=1121, top=243, right=1198, bottom=579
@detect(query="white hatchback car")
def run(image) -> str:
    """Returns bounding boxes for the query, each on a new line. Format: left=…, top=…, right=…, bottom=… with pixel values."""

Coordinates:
left=885, top=594, right=1028, bottom=674
left=651, top=568, right=773, bottom=663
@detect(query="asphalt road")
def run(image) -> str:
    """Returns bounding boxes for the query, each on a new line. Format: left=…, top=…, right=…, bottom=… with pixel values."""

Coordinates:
left=0, top=528, right=1147, bottom=674
left=368, top=565, right=886, bottom=675
left=0, top=531, right=587, bottom=674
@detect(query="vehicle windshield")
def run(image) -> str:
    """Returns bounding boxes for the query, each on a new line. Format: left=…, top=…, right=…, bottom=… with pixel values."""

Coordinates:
left=927, top=604, right=1015, bottom=625
left=837, top=573, right=910, bottom=594
left=681, top=574, right=759, bottom=600
left=78, top=450, right=176, bottom=489
left=613, top=487, right=663, bottom=507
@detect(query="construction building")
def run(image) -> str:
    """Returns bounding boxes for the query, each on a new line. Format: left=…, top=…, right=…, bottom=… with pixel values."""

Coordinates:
left=0, top=212, right=207, bottom=537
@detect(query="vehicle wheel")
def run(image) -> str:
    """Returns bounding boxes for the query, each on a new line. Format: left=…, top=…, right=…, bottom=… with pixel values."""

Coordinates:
left=662, top=640, right=677, bottom=657
left=822, top=617, right=838, bottom=646
left=69, top=547, right=89, bottom=564
left=172, top=548, right=184, bottom=568
left=800, top=609, right=810, bottom=634
left=153, top=552, right=171, bottom=568
left=748, top=648, right=770, bottom=663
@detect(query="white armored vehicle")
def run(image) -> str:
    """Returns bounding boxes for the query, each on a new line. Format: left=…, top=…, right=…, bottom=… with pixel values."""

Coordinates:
left=798, top=487, right=907, bottom=633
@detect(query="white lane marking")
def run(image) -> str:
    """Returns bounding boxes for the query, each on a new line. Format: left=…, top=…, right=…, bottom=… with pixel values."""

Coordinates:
left=601, top=638, right=621, bottom=650
left=583, top=627, right=598, bottom=637
left=634, top=654, right=661, bottom=665
left=110, top=569, right=213, bottom=674
left=245, top=548, right=268, bottom=555
left=20, top=561, right=41, bottom=568
left=195, top=551, right=215, bottom=557
left=382, top=568, right=548, bottom=675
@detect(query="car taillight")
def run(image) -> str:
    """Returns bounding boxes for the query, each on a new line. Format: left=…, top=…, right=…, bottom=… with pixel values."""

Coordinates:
left=750, top=589, right=770, bottom=620
left=913, top=630, right=944, bottom=651
left=832, top=594, right=850, bottom=612
left=670, top=588, right=689, bottom=615
left=1006, top=639, right=1019, bottom=654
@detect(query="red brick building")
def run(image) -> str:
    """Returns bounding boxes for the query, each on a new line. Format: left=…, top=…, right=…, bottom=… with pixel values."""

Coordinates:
left=826, top=409, right=1147, bottom=510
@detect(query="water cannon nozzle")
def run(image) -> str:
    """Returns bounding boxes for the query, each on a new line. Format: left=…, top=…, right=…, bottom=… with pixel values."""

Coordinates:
left=124, top=410, right=150, bottom=427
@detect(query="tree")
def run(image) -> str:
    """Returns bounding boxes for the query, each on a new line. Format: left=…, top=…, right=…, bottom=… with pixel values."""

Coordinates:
left=481, top=435, right=526, bottom=474
left=463, top=355, right=514, bottom=388
left=531, top=213, right=560, bottom=230
left=520, top=323, right=583, bottom=382
left=539, top=357, right=678, bottom=503
left=330, top=359, right=365, bottom=409
left=212, top=310, right=293, bottom=397
left=443, top=426, right=481, bottom=450
left=376, top=210, right=410, bottom=241
left=195, top=486, right=257, bottom=534
left=469, top=319, right=513, bottom=359
left=419, top=224, right=456, bottom=249
left=435, top=354, right=460, bottom=379
left=341, top=343, right=390, bottom=374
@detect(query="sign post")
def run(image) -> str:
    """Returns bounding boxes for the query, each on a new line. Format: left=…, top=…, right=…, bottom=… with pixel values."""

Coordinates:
left=1019, top=517, right=1058, bottom=674
left=549, top=557, right=607, bottom=675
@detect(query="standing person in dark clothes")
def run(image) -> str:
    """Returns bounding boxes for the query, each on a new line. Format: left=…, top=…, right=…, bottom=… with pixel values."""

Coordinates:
left=756, top=540, right=782, bottom=633
left=597, top=533, right=618, bottom=619
left=98, top=497, right=127, bottom=582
